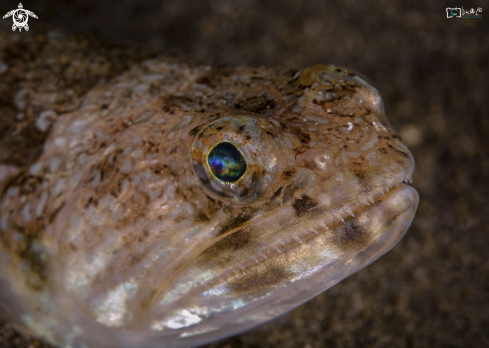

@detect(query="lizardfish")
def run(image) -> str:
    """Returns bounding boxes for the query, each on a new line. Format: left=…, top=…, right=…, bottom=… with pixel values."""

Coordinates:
left=0, top=50, right=418, bottom=347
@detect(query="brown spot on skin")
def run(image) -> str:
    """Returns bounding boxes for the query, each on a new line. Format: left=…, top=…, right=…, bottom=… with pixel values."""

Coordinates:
left=236, top=97, right=276, bottom=112
left=350, top=160, right=369, bottom=180
left=130, top=253, right=144, bottom=266
left=227, top=262, right=289, bottom=294
left=48, top=202, right=65, bottom=224
left=294, top=146, right=310, bottom=156
left=215, top=228, right=251, bottom=251
left=12, top=175, right=44, bottom=196
left=238, top=125, right=246, bottom=134
left=250, top=171, right=260, bottom=184
left=200, top=228, right=253, bottom=266
left=217, top=214, right=253, bottom=237
left=13, top=223, right=48, bottom=292
left=296, top=129, right=311, bottom=143
left=195, top=211, right=211, bottom=222
left=292, top=194, right=318, bottom=216
left=281, top=170, right=296, bottom=181
left=188, top=123, right=206, bottom=136
left=338, top=221, right=368, bottom=247
left=270, top=187, right=283, bottom=201
left=382, top=202, right=409, bottom=228
left=205, top=195, right=222, bottom=211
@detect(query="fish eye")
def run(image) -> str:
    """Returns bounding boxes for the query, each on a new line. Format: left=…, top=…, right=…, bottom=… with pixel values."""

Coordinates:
left=191, top=115, right=279, bottom=203
left=207, top=142, right=247, bottom=182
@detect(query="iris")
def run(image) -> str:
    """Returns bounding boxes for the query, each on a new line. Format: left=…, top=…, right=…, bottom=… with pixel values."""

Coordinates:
left=208, top=142, right=247, bottom=182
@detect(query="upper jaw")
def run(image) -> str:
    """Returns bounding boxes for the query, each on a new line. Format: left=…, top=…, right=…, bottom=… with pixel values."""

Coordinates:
left=149, top=183, right=419, bottom=343
left=261, top=176, right=414, bottom=258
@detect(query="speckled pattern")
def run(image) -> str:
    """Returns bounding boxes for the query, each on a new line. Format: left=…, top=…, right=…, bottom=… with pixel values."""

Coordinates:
left=0, top=30, right=417, bottom=346
left=0, top=0, right=488, bottom=347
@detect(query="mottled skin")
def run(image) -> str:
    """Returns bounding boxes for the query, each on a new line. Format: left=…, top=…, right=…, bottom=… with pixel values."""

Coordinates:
left=0, top=35, right=418, bottom=347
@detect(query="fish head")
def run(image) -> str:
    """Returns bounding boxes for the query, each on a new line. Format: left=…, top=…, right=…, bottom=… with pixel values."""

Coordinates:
left=136, top=65, right=418, bottom=345
left=0, top=63, right=418, bottom=348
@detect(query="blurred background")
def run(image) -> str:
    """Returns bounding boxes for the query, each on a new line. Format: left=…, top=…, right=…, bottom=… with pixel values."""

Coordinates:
left=0, top=0, right=488, bottom=347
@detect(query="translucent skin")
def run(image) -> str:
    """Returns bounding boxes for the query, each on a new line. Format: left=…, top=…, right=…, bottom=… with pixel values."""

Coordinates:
left=0, top=59, right=418, bottom=348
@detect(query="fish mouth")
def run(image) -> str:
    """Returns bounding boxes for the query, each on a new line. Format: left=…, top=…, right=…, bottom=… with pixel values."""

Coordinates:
left=195, top=177, right=419, bottom=282
left=264, top=178, right=417, bottom=259
left=149, top=180, right=418, bottom=338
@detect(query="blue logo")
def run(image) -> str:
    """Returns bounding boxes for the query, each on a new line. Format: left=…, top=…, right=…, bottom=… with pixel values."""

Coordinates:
left=446, top=7, right=462, bottom=18
left=446, top=7, right=482, bottom=18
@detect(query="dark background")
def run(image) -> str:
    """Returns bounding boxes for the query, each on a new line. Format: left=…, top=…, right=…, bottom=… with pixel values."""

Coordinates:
left=0, top=0, right=488, bottom=347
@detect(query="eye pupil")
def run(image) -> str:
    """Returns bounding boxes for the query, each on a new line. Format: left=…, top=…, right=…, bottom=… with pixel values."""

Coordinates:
left=208, top=142, right=247, bottom=182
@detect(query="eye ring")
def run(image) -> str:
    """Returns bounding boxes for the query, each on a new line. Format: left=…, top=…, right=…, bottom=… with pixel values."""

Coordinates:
left=191, top=115, right=279, bottom=203
left=206, top=142, right=248, bottom=183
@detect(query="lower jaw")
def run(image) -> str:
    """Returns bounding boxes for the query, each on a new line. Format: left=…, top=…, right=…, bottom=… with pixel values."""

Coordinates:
left=195, top=183, right=420, bottom=283
left=223, top=183, right=420, bottom=303
left=153, top=184, right=419, bottom=346
left=256, top=183, right=417, bottom=260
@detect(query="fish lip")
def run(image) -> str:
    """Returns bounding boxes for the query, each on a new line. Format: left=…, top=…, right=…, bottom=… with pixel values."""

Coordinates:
left=297, top=174, right=415, bottom=228
left=151, top=184, right=418, bottom=340
left=149, top=182, right=418, bottom=322
left=210, top=178, right=417, bottom=276
left=265, top=180, right=413, bottom=255
left=315, top=180, right=415, bottom=230
left=154, top=179, right=417, bottom=297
